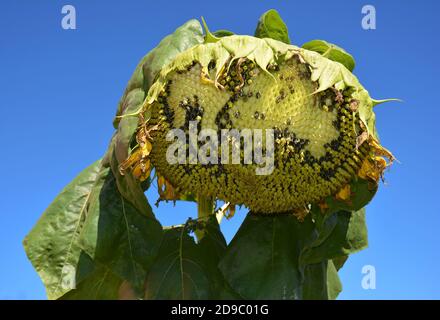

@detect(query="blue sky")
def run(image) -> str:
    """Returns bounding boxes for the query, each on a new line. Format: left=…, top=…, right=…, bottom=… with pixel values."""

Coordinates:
left=1, top=0, right=439, bottom=299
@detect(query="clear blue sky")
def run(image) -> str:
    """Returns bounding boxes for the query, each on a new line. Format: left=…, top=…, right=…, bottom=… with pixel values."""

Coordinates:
left=1, top=0, right=439, bottom=300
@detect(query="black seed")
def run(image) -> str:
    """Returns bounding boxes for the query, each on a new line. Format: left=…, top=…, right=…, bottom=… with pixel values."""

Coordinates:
left=254, top=111, right=259, bottom=119
left=256, top=92, right=261, bottom=99
left=230, top=94, right=238, bottom=102
left=330, top=139, right=340, bottom=150
left=324, top=153, right=333, bottom=162
left=320, top=168, right=335, bottom=180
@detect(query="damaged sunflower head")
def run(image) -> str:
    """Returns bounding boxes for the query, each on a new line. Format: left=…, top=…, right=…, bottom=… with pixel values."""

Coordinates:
left=120, top=33, right=394, bottom=215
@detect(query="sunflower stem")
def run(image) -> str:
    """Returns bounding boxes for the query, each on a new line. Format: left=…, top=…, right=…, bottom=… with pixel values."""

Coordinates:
left=195, top=195, right=215, bottom=241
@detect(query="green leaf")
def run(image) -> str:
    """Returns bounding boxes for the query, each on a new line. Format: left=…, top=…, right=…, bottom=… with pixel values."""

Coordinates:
left=302, top=260, right=342, bottom=300
left=59, top=262, right=122, bottom=300
left=301, top=208, right=368, bottom=266
left=108, top=136, right=155, bottom=219
left=302, top=40, right=355, bottom=72
left=325, top=178, right=377, bottom=214
left=325, top=260, right=343, bottom=299
left=113, top=19, right=204, bottom=127
left=144, top=226, right=212, bottom=299
left=23, top=160, right=102, bottom=299
left=218, top=213, right=316, bottom=299
left=148, top=216, right=235, bottom=300
left=254, top=9, right=290, bottom=44
left=79, top=167, right=163, bottom=295
left=219, top=210, right=366, bottom=300
left=332, top=255, right=349, bottom=271
left=197, top=216, right=238, bottom=299
left=213, top=30, right=234, bottom=37
left=197, top=215, right=227, bottom=263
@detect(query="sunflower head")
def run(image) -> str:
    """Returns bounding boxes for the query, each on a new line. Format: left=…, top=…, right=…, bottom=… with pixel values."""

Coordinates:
left=120, top=35, right=394, bottom=215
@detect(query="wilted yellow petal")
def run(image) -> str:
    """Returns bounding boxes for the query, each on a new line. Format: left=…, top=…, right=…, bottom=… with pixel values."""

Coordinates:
left=370, top=138, right=395, bottom=163
left=140, top=139, right=153, bottom=158
left=156, top=174, right=179, bottom=200
left=119, top=148, right=142, bottom=175
left=358, top=156, right=386, bottom=182
left=336, top=184, right=351, bottom=201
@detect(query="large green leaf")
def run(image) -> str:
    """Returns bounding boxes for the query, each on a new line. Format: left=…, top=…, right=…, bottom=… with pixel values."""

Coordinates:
left=302, top=260, right=342, bottom=300
left=218, top=214, right=316, bottom=299
left=144, top=226, right=211, bottom=299
left=196, top=216, right=240, bottom=299
left=301, top=209, right=368, bottom=266
left=59, top=262, right=122, bottom=300
left=298, top=208, right=368, bottom=299
left=79, top=167, right=163, bottom=295
left=197, top=216, right=227, bottom=265
left=302, top=40, right=355, bottom=72
left=254, top=9, right=290, bottom=44
left=144, top=216, right=231, bottom=299
left=23, top=160, right=102, bottom=299
left=219, top=209, right=367, bottom=300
